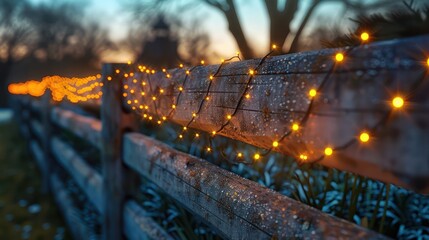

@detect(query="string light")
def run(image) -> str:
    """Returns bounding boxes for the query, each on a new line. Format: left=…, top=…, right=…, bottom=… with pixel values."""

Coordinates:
left=299, top=154, right=308, bottom=161
left=254, top=153, right=260, bottom=160
left=209, top=75, right=214, bottom=80
left=249, top=69, right=255, bottom=75
left=359, top=132, right=370, bottom=143
left=206, top=147, right=211, bottom=152
left=292, top=123, right=300, bottom=131
left=360, top=32, right=369, bottom=41
left=335, top=53, right=344, bottom=62
left=272, top=141, right=279, bottom=147
left=226, top=115, right=232, bottom=120
left=237, top=152, right=243, bottom=158
left=245, top=94, right=251, bottom=99
left=392, top=96, right=404, bottom=109
left=324, top=147, right=333, bottom=156
left=309, top=89, right=317, bottom=98
left=183, top=126, right=187, bottom=131
left=272, top=44, right=277, bottom=50
left=211, top=131, right=216, bottom=136
left=200, top=60, right=205, bottom=65
left=195, top=133, right=199, bottom=138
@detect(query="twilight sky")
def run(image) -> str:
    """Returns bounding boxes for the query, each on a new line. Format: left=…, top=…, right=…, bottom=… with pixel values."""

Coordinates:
left=27, top=0, right=390, bottom=62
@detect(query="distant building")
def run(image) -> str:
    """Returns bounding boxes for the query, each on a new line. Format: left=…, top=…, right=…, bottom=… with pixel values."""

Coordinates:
left=136, top=16, right=182, bottom=69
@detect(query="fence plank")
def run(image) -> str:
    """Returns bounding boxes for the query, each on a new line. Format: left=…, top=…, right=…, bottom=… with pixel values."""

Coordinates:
left=123, top=132, right=386, bottom=240
left=29, top=120, right=43, bottom=142
left=29, top=140, right=47, bottom=176
left=101, top=63, right=137, bottom=240
left=51, top=106, right=102, bottom=149
left=123, top=200, right=173, bottom=240
left=123, top=35, right=429, bottom=192
left=51, top=137, right=103, bottom=213
left=50, top=173, right=97, bottom=239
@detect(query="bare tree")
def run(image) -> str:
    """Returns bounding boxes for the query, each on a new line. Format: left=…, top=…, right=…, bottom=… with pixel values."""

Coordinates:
left=0, top=0, right=34, bottom=107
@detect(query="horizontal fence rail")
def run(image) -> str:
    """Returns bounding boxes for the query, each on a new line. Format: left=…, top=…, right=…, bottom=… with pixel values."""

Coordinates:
left=123, top=132, right=385, bottom=239
left=121, top=35, right=429, bottom=192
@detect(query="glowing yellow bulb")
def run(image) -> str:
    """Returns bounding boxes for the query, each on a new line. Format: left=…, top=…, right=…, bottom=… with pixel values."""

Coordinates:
left=179, top=64, right=183, bottom=68
left=221, top=59, right=225, bottom=63
left=205, top=96, right=210, bottom=101
left=245, top=94, right=251, bottom=99
left=123, top=93, right=127, bottom=97
left=272, top=141, right=279, bottom=147
left=143, top=114, right=147, bottom=118
left=292, top=123, right=300, bottom=131
left=324, top=147, right=333, bottom=156
left=107, top=76, right=112, bottom=81
left=392, top=96, right=404, bottom=109
left=115, top=69, right=120, bottom=74
left=207, top=147, right=211, bottom=152
left=166, top=74, right=171, bottom=78
left=249, top=69, right=255, bottom=75
left=157, top=120, right=162, bottom=125
left=183, top=126, right=187, bottom=131
left=179, top=134, right=183, bottom=139
left=148, top=116, right=153, bottom=120
left=130, top=89, right=135, bottom=94
left=272, top=44, right=277, bottom=50
left=127, top=61, right=132, bottom=65
left=142, top=82, right=146, bottom=86
left=254, top=153, right=260, bottom=160
left=299, top=154, right=308, bottom=161
left=151, top=70, right=155, bottom=74
left=192, top=113, right=197, bottom=117
left=144, top=105, right=149, bottom=110
left=124, top=85, right=129, bottom=89
left=335, top=53, right=344, bottom=62
left=359, top=132, right=370, bottom=143
left=201, top=60, right=205, bottom=65
left=209, top=75, right=214, bottom=80
left=211, top=131, right=216, bottom=136
left=237, top=152, right=243, bottom=158
left=227, top=115, right=232, bottom=120
left=152, top=96, right=156, bottom=101
left=178, top=86, right=183, bottom=91
left=309, top=89, right=317, bottom=97
left=139, top=105, right=143, bottom=109
left=360, top=32, right=369, bottom=41
left=172, top=104, right=176, bottom=109
left=162, top=116, right=167, bottom=121
left=127, top=100, right=131, bottom=105
left=141, top=92, right=145, bottom=96
left=186, top=70, right=190, bottom=75
left=160, top=89, right=164, bottom=93
left=195, top=133, right=199, bottom=138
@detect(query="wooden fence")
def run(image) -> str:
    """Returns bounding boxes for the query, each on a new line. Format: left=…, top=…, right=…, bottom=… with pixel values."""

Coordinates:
left=10, top=35, right=429, bottom=239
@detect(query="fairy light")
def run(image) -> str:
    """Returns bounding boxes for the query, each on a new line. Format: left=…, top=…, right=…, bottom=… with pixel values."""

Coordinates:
left=159, top=89, right=164, bottom=94
left=186, top=70, right=190, bottom=75
left=166, top=74, right=171, bottom=78
left=115, top=69, right=120, bottom=74
left=192, top=113, right=197, bottom=117
left=178, top=86, right=183, bottom=92
left=179, top=64, right=184, bottom=68
left=200, top=60, right=205, bottom=65
left=172, top=104, right=176, bottom=109
left=157, top=120, right=161, bottom=125
left=299, top=154, right=308, bottom=161
left=309, top=89, right=317, bottom=98
left=127, top=100, right=132, bottom=105
left=107, top=76, right=112, bottom=81
left=130, top=89, right=135, bottom=94
left=272, top=44, right=277, bottom=50
left=324, top=147, right=333, bottom=156
left=335, top=53, right=344, bottom=62
left=392, top=96, right=404, bottom=109
left=151, top=70, right=155, bottom=74
left=183, top=126, right=187, bottom=131
left=205, top=96, right=210, bottom=101
left=141, top=92, right=145, bottom=96
left=226, top=115, right=232, bottom=120
left=221, top=59, right=225, bottom=63
left=249, top=69, right=255, bottom=75
left=162, top=116, right=167, bottom=121
left=245, top=93, right=251, bottom=99
left=211, top=131, right=216, bottom=136
left=195, top=133, right=199, bottom=138
left=148, top=116, right=153, bottom=120
left=162, top=68, right=166, bottom=72
left=292, top=123, right=300, bottom=131
left=359, top=132, right=370, bottom=143
left=123, top=93, right=127, bottom=97
left=360, top=32, right=369, bottom=41
left=254, top=153, right=260, bottom=160
left=127, top=61, right=132, bottom=65
left=179, top=134, right=183, bottom=139
left=237, top=152, right=243, bottom=158
left=272, top=141, right=279, bottom=147
left=209, top=75, right=214, bottom=80
left=206, top=147, right=211, bottom=152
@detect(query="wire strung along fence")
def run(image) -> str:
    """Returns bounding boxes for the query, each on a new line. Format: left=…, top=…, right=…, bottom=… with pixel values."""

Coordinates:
left=9, top=34, right=429, bottom=239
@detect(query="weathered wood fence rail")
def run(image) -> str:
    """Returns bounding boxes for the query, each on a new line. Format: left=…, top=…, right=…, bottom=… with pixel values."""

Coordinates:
left=10, top=35, right=429, bottom=239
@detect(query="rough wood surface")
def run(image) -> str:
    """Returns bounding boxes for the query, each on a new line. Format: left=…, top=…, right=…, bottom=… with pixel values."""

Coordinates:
left=101, top=63, right=137, bottom=240
left=123, top=35, right=429, bottom=192
left=29, top=140, right=47, bottom=176
left=51, top=106, right=102, bottom=149
left=50, top=173, right=96, bottom=239
left=123, top=132, right=386, bottom=240
left=51, top=137, right=103, bottom=213
left=123, top=200, right=174, bottom=240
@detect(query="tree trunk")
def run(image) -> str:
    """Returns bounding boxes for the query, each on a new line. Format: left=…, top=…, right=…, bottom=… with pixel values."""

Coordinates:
left=0, top=58, right=13, bottom=108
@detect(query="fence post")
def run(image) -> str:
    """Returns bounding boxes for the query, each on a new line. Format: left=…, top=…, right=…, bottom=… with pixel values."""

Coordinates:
left=101, top=63, right=137, bottom=240
left=40, top=91, right=52, bottom=193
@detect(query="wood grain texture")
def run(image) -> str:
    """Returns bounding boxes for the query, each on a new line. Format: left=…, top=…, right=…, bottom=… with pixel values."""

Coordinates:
left=51, top=106, right=102, bottom=149
left=123, top=35, right=429, bottom=192
left=51, top=137, right=103, bottom=213
left=123, top=200, right=174, bottom=240
left=50, top=173, right=96, bottom=239
left=123, top=132, right=386, bottom=240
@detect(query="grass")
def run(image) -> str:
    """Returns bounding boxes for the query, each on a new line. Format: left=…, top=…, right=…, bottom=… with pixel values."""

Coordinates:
left=0, top=121, right=70, bottom=239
